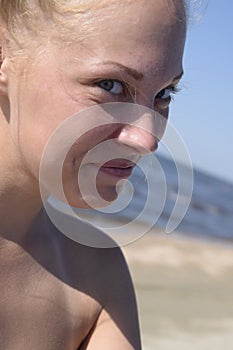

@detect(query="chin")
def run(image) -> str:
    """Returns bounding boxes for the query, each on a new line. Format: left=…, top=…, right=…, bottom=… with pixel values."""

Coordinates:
left=97, top=185, right=118, bottom=203
left=61, top=184, right=118, bottom=210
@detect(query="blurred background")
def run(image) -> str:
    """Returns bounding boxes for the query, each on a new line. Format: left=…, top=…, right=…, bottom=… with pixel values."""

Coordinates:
left=169, top=0, right=233, bottom=184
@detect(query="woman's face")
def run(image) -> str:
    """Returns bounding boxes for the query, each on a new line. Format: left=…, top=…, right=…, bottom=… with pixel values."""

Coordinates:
left=4, top=0, right=186, bottom=208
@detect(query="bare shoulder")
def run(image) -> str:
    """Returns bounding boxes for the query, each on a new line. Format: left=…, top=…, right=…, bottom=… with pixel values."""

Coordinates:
left=78, top=246, right=142, bottom=350
left=45, top=213, right=142, bottom=349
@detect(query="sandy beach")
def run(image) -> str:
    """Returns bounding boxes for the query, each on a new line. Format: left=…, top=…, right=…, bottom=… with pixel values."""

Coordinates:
left=122, top=228, right=233, bottom=350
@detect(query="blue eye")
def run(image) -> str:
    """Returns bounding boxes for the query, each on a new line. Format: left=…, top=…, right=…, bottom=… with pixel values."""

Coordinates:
left=97, top=80, right=124, bottom=95
left=156, top=86, right=179, bottom=100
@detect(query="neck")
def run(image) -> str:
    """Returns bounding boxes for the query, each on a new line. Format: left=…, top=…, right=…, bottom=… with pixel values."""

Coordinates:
left=0, top=131, right=44, bottom=243
left=0, top=179, right=43, bottom=240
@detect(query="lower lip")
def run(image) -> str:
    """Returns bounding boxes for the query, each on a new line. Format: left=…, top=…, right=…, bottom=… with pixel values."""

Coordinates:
left=99, top=166, right=134, bottom=178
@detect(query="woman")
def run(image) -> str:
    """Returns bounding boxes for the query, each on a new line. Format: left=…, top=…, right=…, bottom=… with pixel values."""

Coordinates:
left=0, top=0, right=187, bottom=349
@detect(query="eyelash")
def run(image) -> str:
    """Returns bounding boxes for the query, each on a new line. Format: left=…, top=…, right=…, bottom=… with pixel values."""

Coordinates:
left=155, top=85, right=180, bottom=101
left=95, top=79, right=126, bottom=96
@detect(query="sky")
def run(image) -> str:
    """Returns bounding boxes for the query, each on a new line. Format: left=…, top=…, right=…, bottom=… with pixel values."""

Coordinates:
left=161, top=0, right=233, bottom=184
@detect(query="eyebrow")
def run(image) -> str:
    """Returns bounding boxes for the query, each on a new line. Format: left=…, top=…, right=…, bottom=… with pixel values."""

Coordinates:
left=96, top=61, right=144, bottom=80
left=96, top=61, right=184, bottom=83
left=172, top=71, right=184, bottom=82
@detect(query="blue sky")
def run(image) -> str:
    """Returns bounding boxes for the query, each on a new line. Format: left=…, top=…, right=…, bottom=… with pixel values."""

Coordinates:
left=164, top=0, right=233, bottom=184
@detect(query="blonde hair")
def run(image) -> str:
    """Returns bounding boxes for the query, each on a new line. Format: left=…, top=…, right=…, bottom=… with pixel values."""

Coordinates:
left=0, top=1, right=124, bottom=53
left=0, top=0, right=119, bottom=30
left=0, top=0, right=188, bottom=54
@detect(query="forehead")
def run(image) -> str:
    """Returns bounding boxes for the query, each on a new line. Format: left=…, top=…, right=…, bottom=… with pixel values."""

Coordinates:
left=65, top=0, right=186, bottom=41
left=52, top=0, right=186, bottom=79
left=12, top=0, right=185, bottom=89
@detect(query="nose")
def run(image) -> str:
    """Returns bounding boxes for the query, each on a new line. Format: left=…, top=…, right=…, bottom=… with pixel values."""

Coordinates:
left=117, top=112, right=165, bottom=154
left=117, top=125, right=157, bottom=154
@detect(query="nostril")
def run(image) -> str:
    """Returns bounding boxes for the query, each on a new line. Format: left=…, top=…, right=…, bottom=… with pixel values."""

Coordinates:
left=151, top=140, right=158, bottom=153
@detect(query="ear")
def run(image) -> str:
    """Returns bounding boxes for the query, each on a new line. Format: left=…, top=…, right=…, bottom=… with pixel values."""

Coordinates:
left=0, top=45, right=8, bottom=96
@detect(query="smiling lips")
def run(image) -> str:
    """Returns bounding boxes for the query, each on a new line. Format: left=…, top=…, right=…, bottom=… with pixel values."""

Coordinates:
left=99, top=159, right=137, bottom=178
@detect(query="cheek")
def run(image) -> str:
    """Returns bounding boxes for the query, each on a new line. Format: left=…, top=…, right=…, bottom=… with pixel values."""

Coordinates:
left=155, top=105, right=169, bottom=120
left=17, top=126, right=52, bottom=182
left=13, top=96, right=80, bottom=181
left=15, top=112, right=70, bottom=184
left=161, top=107, right=169, bottom=120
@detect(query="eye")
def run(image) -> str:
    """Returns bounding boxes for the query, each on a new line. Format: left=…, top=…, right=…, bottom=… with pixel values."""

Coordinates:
left=155, top=87, right=175, bottom=100
left=155, top=86, right=179, bottom=101
left=96, top=80, right=124, bottom=95
left=153, top=85, right=181, bottom=111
